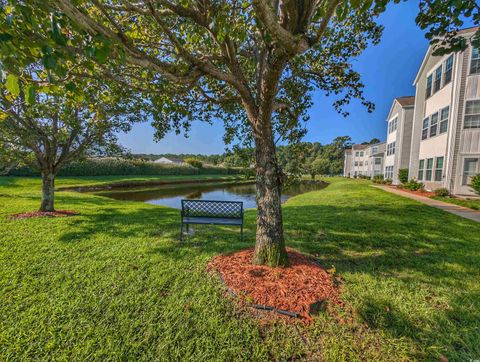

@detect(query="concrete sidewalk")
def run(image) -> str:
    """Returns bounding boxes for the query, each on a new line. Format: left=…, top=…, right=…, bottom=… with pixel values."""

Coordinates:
left=372, top=185, right=480, bottom=223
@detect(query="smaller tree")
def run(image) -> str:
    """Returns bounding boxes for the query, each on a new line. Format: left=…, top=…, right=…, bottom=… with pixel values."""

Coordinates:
left=471, top=174, right=480, bottom=195
left=398, top=169, right=409, bottom=184
left=184, top=158, right=203, bottom=169
left=0, top=73, right=143, bottom=212
left=305, top=157, right=330, bottom=180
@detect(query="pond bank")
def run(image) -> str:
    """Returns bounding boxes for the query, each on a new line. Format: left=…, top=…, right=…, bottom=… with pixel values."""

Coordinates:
left=57, top=175, right=252, bottom=192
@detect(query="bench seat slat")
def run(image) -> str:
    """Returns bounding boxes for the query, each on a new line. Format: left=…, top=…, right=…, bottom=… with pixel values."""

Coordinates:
left=183, top=216, right=243, bottom=225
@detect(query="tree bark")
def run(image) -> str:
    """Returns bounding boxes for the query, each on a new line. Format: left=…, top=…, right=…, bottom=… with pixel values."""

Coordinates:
left=40, top=171, right=55, bottom=212
left=252, top=124, right=288, bottom=267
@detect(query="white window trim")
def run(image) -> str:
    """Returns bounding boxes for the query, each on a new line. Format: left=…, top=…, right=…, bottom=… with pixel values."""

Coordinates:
left=469, top=45, right=480, bottom=75
left=463, top=98, right=480, bottom=129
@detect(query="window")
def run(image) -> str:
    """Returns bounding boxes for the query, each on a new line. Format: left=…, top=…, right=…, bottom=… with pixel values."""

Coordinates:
left=440, top=106, right=449, bottom=133
left=471, top=47, right=480, bottom=74
left=359, top=161, right=363, bottom=166
left=355, top=151, right=359, bottom=156
left=433, top=66, right=442, bottom=93
left=360, top=151, right=364, bottom=157
left=425, top=158, right=434, bottom=181
left=388, top=117, right=398, bottom=133
left=444, top=55, right=453, bottom=84
left=372, top=146, right=378, bottom=154
left=418, top=159, right=425, bottom=181
left=386, top=142, right=396, bottom=156
left=435, top=157, right=444, bottom=181
left=464, top=100, right=480, bottom=129
left=384, top=166, right=394, bottom=179
left=463, top=158, right=478, bottom=185
left=429, top=112, right=438, bottom=137
left=422, top=117, right=429, bottom=140
left=375, top=158, right=381, bottom=165
left=426, top=74, right=432, bottom=98
left=354, top=161, right=358, bottom=166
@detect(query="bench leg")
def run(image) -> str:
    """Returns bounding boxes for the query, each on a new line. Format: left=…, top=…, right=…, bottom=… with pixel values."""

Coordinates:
left=180, top=222, right=183, bottom=241
left=241, top=224, right=243, bottom=242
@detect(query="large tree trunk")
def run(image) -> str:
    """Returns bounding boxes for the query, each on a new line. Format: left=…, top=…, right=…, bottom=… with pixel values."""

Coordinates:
left=40, top=171, right=55, bottom=212
left=252, top=125, right=288, bottom=267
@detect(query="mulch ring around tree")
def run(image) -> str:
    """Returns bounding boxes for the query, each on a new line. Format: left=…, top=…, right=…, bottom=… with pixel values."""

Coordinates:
left=9, top=210, right=79, bottom=220
left=207, top=247, right=344, bottom=324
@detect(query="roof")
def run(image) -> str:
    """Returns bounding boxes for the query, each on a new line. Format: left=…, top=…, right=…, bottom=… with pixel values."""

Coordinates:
left=413, top=26, right=480, bottom=85
left=352, top=144, right=369, bottom=150
left=395, top=96, right=415, bottom=107
left=155, top=157, right=184, bottom=163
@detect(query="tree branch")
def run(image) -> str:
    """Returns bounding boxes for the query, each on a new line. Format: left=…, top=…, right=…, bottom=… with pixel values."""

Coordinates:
left=251, top=0, right=309, bottom=54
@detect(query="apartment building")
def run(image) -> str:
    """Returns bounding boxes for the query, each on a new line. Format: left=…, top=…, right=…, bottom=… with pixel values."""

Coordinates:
left=344, top=142, right=385, bottom=178
left=409, top=27, right=480, bottom=196
left=384, top=96, right=415, bottom=184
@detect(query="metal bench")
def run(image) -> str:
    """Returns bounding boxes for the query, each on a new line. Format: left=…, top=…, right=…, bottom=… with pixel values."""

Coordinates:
left=180, top=199, right=244, bottom=241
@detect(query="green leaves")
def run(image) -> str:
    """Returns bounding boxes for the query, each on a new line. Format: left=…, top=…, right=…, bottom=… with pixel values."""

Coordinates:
left=25, top=85, right=36, bottom=104
left=5, top=73, right=19, bottom=97
left=85, top=34, right=112, bottom=64
left=50, top=14, right=67, bottom=46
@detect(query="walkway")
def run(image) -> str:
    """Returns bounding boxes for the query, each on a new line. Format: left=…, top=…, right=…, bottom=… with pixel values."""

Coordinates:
left=372, top=185, right=480, bottom=223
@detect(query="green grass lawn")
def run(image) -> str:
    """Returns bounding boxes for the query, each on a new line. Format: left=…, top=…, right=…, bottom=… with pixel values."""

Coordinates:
left=431, top=196, right=480, bottom=210
left=1, top=176, right=479, bottom=361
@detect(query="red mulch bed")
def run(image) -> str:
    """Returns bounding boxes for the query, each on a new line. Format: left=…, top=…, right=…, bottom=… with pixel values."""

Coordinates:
left=388, top=186, right=435, bottom=197
left=9, top=210, right=79, bottom=220
left=208, top=248, right=343, bottom=323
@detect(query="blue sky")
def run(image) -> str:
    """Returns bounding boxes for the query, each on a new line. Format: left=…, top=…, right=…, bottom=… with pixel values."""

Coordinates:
left=118, top=1, right=428, bottom=155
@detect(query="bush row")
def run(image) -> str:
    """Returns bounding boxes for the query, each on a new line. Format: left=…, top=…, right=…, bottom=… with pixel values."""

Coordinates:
left=372, top=175, right=392, bottom=185
left=6, top=158, right=242, bottom=177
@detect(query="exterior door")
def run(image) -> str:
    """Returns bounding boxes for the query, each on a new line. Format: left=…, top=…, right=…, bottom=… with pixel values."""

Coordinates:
left=457, top=157, right=479, bottom=195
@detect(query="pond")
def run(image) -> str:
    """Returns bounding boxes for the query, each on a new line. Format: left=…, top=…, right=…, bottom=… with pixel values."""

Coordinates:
left=94, top=181, right=327, bottom=209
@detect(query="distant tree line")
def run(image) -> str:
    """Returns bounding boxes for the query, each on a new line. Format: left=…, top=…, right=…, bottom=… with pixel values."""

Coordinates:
left=130, top=135, right=383, bottom=179
left=131, top=153, right=225, bottom=166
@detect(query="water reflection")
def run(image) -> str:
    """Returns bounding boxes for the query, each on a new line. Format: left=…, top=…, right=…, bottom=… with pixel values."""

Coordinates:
left=95, top=181, right=326, bottom=209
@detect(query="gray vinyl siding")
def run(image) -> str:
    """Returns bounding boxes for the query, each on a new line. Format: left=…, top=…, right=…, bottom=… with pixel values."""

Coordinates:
left=400, top=107, right=414, bottom=169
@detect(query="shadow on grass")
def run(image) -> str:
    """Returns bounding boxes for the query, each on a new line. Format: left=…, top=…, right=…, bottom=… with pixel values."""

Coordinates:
left=49, top=186, right=480, bottom=359
left=281, top=201, right=480, bottom=357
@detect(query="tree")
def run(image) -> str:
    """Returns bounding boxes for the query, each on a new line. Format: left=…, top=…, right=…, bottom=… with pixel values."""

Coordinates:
left=3, top=1, right=478, bottom=265
left=184, top=157, right=203, bottom=168
left=307, top=157, right=330, bottom=180
left=0, top=68, right=144, bottom=211
left=471, top=174, right=480, bottom=195
left=361, top=137, right=380, bottom=145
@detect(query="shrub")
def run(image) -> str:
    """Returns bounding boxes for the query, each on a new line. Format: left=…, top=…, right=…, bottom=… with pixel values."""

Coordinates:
left=403, top=179, right=424, bottom=191
left=384, top=178, right=393, bottom=185
left=398, top=168, right=409, bottom=184
left=184, top=158, right=203, bottom=168
left=372, top=174, right=384, bottom=184
left=471, top=173, right=480, bottom=195
left=6, top=158, right=241, bottom=177
left=434, top=188, right=450, bottom=197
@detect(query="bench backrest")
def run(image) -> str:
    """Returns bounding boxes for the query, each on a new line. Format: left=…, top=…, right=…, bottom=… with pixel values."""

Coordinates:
left=181, top=199, right=243, bottom=219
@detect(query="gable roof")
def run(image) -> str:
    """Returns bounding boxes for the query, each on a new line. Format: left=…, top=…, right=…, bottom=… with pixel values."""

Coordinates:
left=413, top=26, right=480, bottom=85
left=395, top=96, right=415, bottom=107
left=352, top=144, right=369, bottom=150
left=386, top=96, right=415, bottom=121
left=155, top=157, right=184, bottom=163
